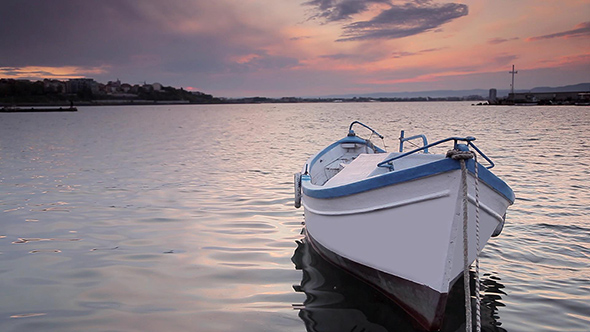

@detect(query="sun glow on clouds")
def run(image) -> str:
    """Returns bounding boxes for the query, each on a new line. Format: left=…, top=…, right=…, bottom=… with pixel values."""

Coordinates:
left=536, top=53, right=590, bottom=68
left=287, top=1, right=588, bottom=92
left=0, top=66, right=109, bottom=80
left=231, top=54, right=262, bottom=65
left=360, top=67, right=487, bottom=86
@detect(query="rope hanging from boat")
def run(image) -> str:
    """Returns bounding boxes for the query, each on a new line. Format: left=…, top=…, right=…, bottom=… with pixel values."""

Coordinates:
left=473, top=153, right=481, bottom=332
left=446, top=149, right=481, bottom=332
left=460, top=156, right=472, bottom=332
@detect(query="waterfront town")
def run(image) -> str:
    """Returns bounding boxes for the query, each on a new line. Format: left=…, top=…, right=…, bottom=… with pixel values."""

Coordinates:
left=1, top=77, right=589, bottom=106
left=0, top=78, right=220, bottom=105
left=0, top=77, right=489, bottom=106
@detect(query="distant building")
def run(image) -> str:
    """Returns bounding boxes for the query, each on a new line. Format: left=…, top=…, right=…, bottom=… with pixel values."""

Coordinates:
left=120, top=83, right=132, bottom=93
left=152, top=82, right=163, bottom=91
left=107, top=79, right=121, bottom=88
left=105, top=79, right=122, bottom=93
left=488, top=89, right=497, bottom=104
left=141, top=83, right=153, bottom=92
left=509, top=91, right=590, bottom=104
left=43, top=79, right=66, bottom=94
left=68, top=78, right=98, bottom=95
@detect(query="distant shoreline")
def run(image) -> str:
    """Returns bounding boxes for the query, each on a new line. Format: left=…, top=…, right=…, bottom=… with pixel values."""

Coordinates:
left=3, top=78, right=588, bottom=107
left=1, top=97, right=488, bottom=108
left=3, top=98, right=589, bottom=108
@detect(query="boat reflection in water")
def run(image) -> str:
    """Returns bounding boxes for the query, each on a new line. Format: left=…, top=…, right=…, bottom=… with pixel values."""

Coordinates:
left=291, top=238, right=507, bottom=332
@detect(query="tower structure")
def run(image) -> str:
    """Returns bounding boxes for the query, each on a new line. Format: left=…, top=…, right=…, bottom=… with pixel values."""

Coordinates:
left=509, top=65, right=518, bottom=101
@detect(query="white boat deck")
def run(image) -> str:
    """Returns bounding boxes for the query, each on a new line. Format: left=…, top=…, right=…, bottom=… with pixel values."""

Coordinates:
left=324, top=152, right=445, bottom=187
left=324, top=154, right=389, bottom=187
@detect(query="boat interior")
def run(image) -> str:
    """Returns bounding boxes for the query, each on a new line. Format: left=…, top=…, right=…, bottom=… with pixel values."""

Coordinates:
left=323, top=151, right=444, bottom=187
left=306, top=121, right=494, bottom=188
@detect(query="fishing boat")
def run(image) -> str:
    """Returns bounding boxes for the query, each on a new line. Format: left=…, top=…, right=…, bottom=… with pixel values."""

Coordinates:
left=293, top=121, right=514, bottom=331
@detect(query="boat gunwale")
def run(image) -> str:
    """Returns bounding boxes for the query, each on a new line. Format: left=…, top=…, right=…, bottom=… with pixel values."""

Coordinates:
left=303, top=157, right=515, bottom=203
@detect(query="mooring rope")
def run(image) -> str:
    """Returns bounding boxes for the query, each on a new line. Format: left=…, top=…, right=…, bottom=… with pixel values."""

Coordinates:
left=446, top=149, right=481, bottom=332
left=459, top=157, right=472, bottom=332
left=474, top=153, right=481, bottom=332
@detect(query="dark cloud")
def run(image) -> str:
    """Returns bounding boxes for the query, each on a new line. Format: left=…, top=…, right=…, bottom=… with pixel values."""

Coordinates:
left=0, top=0, right=284, bottom=85
left=528, top=21, right=590, bottom=41
left=319, top=53, right=357, bottom=60
left=1, top=1, right=164, bottom=68
left=419, top=47, right=446, bottom=53
left=493, top=54, right=519, bottom=66
left=318, top=50, right=386, bottom=62
left=488, top=37, right=519, bottom=44
left=304, top=0, right=468, bottom=41
left=391, top=51, right=417, bottom=58
left=338, top=2, right=468, bottom=41
left=290, top=36, right=312, bottom=41
left=304, top=0, right=390, bottom=22
left=391, top=47, right=446, bottom=58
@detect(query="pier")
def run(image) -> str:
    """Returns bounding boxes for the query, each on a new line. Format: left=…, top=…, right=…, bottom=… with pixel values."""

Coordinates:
left=1, top=106, right=78, bottom=113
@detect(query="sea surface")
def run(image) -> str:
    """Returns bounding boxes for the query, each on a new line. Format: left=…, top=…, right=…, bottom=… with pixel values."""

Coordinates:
left=1, top=103, right=589, bottom=332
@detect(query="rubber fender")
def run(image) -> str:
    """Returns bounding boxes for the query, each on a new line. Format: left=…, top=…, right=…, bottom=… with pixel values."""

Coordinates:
left=492, top=214, right=505, bottom=237
left=294, top=172, right=302, bottom=208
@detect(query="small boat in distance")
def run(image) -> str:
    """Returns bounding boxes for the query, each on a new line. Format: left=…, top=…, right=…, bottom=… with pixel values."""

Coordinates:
left=294, top=121, right=514, bottom=330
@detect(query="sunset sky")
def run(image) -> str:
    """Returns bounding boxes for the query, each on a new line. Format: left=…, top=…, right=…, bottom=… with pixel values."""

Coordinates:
left=1, top=0, right=589, bottom=97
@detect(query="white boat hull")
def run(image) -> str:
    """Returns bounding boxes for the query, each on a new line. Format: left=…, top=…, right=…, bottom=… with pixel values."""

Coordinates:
left=302, top=169, right=511, bottom=330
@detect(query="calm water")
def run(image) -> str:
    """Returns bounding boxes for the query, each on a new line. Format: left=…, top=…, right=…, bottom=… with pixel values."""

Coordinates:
left=1, top=103, right=589, bottom=332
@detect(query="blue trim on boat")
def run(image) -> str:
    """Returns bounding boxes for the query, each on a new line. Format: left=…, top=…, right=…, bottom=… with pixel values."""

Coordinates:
left=302, top=158, right=515, bottom=203
left=469, top=160, right=515, bottom=202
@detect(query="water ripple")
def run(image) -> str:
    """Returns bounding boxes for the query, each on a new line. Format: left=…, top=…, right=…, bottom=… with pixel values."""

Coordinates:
left=1, top=104, right=589, bottom=331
